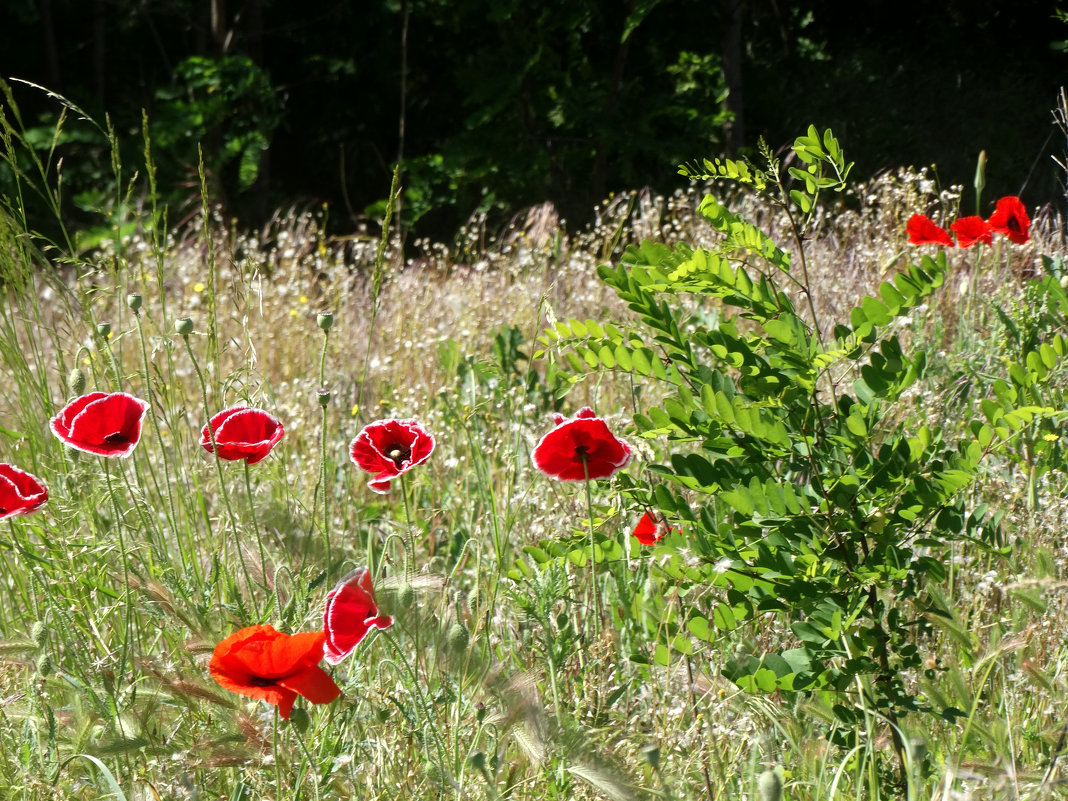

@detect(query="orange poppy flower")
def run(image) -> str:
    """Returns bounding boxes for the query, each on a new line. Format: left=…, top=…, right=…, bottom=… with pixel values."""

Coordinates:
left=209, top=624, right=341, bottom=720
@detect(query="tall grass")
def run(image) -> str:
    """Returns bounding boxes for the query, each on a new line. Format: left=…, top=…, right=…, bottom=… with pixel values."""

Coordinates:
left=0, top=93, right=1067, bottom=800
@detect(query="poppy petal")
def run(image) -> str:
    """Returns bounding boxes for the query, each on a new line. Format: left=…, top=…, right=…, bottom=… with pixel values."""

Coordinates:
left=277, top=664, right=342, bottom=706
left=988, top=196, right=1031, bottom=244
left=950, top=216, right=993, bottom=248
left=323, top=567, right=393, bottom=665
left=50, top=392, right=149, bottom=457
left=906, top=214, right=955, bottom=247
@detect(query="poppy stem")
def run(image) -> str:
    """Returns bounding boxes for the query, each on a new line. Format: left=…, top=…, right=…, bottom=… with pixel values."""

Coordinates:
left=243, top=461, right=268, bottom=586
left=181, top=332, right=250, bottom=595
left=102, top=459, right=134, bottom=703
left=398, top=472, right=416, bottom=579
left=317, top=326, right=332, bottom=572
left=581, top=456, right=603, bottom=639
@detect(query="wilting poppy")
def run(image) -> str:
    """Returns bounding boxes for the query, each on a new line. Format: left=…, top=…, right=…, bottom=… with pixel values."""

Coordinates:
left=323, top=567, right=393, bottom=665
left=631, top=511, right=673, bottom=545
left=49, top=391, right=149, bottom=458
left=200, top=407, right=285, bottom=464
left=532, top=407, right=632, bottom=481
left=987, top=195, right=1030, bottom=244
left=906, top=214, right=955, bottom=247
left=950, top=216, right=993, bottom=248
left=0, top=464, right=48, bottom=520
left=349, top=418, right=435, bottom=493
left=209, top=624, right=341, bottom=720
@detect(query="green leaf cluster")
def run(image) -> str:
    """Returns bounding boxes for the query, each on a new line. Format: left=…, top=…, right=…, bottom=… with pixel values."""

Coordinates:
left=543, top=127, right=1042, bottom=737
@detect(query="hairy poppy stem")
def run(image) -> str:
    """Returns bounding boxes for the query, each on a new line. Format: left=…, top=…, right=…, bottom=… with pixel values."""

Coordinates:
left=398, top=472, right=416, bottom=579
left=243, top=461, right=268, bottom=585
left=581, top=456, right=604, bottom=639
left=181, top=332, right=250, bottom=594
left=102, top=460, right=134, bottom=697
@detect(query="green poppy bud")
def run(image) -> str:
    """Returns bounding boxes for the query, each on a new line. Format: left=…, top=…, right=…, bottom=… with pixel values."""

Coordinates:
left=67, top=368, right=87, bottom=396
left=468, top=751, right=487, bottom=772
left=757, top=768, right=783, bottom=801
left=639, top=743, right=660, bottom=770
left=446, top=622, right=469, bottom=653
left=35, top=652, right=52, bottom=677
left=397, top=583, right=416, bottom=609
left=288, top=707, right=310, bottom=734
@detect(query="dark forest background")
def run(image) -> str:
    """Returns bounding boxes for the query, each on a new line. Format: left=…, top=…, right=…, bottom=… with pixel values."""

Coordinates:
left=2, top=0, right=1068, bottom=239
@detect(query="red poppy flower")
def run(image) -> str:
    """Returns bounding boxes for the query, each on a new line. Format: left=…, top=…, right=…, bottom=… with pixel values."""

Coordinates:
left=987, top=195, right=1030, bottom=244
left=323, top=567, right=393, bottom=665
left=950, top=216, right=993, bottom=248
left=49, top=391, right=150, bottom=457
left=200, top=407, right=285, bottom=464
left=532, top=407, right=632, bottom=481
left=906, top=214, right=955, bottom=247
left=209, top=624, right=341, bottom=720
left=0, top=464, right=48, bottom=519
left=631, top=511, right=673, bottom=545
left=349, top=418, right=435, bottom=493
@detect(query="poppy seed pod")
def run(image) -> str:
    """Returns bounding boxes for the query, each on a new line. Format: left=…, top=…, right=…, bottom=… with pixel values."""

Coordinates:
left=316, top=388, right=331, bottom=408
left=67, top=368, right=87, bottom=396
left=175, top=317, right=194, bottom=336
left=95, top=322, right=112, bottom=337
left=126, top=293, right=143, bottom=312
left=316, top=312, right=334, bottom=331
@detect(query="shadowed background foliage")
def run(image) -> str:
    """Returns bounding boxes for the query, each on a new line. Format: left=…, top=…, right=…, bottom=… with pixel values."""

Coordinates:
left=2, top=0, right=1067, bottom=238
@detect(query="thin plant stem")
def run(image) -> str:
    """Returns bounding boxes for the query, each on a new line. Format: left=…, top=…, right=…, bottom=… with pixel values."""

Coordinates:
left=243, top=461, right=268, bottom=587
left=581, top=456, right=603, bottom=638
left=181, top=332, right=250, bottom=594
left=354, top=164, right=400, bottom=418
left=398, top=472, right=416, bottom=580
left=317, top=326, right=331, bottom=569
left=102, top=460, right=133, bottom=693
left=132, top=307, right=193, bottom=579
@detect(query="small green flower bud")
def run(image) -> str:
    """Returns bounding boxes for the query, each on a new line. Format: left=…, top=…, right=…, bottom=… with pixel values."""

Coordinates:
left=67, top=368, right=87, bottom=396
left=475, top=702, right=486, bottom=723
left=30, top=621, right=47, bottom=649
left=468, top=751, right=487, bottom=772
left=288, top=707, right=310, bottom=734
left=96, top=322, right=112, bottom=338
left=446, top=622, right=470, bottom=654
left=317, top=312, right=334, bottom=331
left=639, top=743, right=660, bottom=770
left=126, top=293, right=143, bottom=312
left=175, top=317, right=194, bottom=336
left=757, top=768, right=783, bottom=801
left=35, top=653, right=52, bottom=677
left=317, top=388, right=331, bottom=408
left=397, top=583, right=416, bottom=609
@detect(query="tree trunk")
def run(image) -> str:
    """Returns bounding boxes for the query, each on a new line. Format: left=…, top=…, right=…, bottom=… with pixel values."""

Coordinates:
left=722, top=0, right=746, bottom=153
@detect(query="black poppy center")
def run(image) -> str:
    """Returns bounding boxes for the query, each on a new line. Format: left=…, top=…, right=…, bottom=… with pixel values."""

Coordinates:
left=387, top=445, right=411, bottom=468
left=246, top=674, right=277, bottom=687
left=104, top=432, right=130, bottom=444
left=1008, top=217, right=1022, bottom=233
left=574, top=445, right=590, bottom=459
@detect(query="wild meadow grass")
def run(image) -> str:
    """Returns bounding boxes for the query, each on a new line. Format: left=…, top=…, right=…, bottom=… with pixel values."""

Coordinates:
left=2, top=104, right=1068, bottom=801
